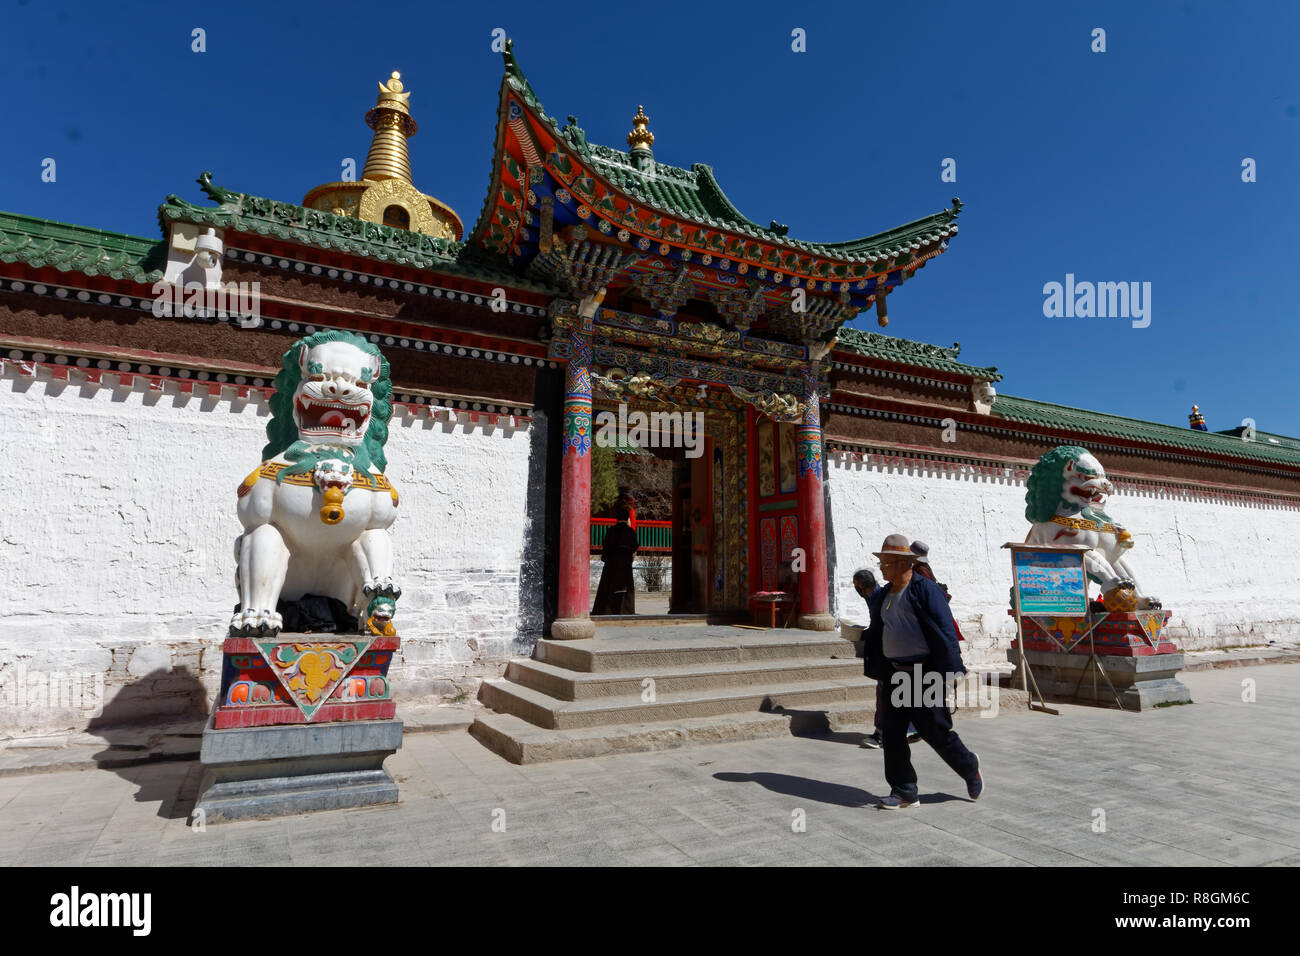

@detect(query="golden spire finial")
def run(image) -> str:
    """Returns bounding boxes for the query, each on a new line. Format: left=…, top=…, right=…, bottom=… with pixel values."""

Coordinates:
left=303, top=69, right=466, bottom=240
left=376, top=71, right=410, bottom=109
left=627, top=104, right=654, bottom=152
left=363, top=70, right=417, bottom=182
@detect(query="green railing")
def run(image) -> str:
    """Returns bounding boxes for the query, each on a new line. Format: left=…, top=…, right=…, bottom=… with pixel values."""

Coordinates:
left=590, top=518, right=673, bottom=553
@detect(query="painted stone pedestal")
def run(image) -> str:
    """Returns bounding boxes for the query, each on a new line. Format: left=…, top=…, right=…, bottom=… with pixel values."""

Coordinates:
left=195, top=717, right=403, bottom=823
left=194, top=634, right=403, bottom=822
left=1006, top=610, right=1192, bottom=711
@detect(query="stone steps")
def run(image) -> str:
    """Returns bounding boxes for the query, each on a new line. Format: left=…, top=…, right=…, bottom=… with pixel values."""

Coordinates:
left=471, top=625, right=874, bottom=762
left=587, top=614, right=711, bottom=628
left=783, top=700, right=878, bottom=733
left=534, top=633, right=851, bottom=672
left=470, top=711, right=794, bottom=765
left=478, top=674, right=874, bottom=730
left=506, top=656, right=863, bottom=701
left=469, top=686, right=1022, bottom=765
left=471, top=625, right=1029, bottom=764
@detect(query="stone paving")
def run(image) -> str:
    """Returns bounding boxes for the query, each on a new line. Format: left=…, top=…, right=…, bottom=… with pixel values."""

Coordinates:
left=1, top=666, right=1297, bottom=866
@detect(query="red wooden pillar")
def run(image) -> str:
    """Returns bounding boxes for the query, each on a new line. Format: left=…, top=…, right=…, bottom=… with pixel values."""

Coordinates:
left=552, top=308, right=597, bottom=640
left=795, top=361, right=835, bottom=630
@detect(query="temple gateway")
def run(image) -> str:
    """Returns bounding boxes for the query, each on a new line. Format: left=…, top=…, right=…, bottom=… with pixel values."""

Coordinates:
left=3, top=44, right=1298, bottom=756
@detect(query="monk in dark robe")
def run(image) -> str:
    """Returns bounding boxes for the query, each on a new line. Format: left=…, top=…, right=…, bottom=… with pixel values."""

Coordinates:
left=592, top=504, right=639, bottom=615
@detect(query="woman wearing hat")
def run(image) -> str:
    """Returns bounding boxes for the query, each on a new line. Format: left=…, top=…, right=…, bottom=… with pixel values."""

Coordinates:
left=861, top=534, right=983, bottom=809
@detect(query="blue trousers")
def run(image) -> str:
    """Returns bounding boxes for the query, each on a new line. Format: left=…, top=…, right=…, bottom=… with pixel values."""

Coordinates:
left=880, top=667, right=978, bottom=799
left=874, top=681, right=917, bottom=736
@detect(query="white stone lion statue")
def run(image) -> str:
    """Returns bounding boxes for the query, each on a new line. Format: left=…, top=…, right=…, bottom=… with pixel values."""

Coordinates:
left=1024, top=445, right=1159, bottom=611
left=231, top=331, right=401, bottom=636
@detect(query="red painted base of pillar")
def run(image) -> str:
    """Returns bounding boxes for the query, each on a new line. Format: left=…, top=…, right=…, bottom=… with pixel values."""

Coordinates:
left=558, top=441, right=591, bottom=623
left=797, top=472, right=830, bottom=620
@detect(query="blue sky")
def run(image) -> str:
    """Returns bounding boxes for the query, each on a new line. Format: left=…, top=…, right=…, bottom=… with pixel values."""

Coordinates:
left=3, top=0, right=1297, bottom=436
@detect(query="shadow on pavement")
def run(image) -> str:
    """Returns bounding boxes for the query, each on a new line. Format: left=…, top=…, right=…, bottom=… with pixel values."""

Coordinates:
left=714, top=771, right=970, bottom=809
left=112, top=762, right=201, bottom=821
left=714, top=771, right=880, bottom=807
left=87, top=666, right=208, bottom=820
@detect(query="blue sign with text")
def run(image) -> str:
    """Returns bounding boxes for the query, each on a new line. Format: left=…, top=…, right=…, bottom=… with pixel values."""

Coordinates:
left=1014, top=549, right=1088, bottom=616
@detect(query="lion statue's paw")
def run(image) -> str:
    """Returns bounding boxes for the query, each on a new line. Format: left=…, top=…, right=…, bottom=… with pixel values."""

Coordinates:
left=364, top=578, right=402, bottom=600
left=229, top=608, right=284, bottom=637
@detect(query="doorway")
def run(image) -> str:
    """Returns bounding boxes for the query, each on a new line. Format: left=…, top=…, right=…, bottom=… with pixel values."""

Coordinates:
left=586, top=396, right=748, bottom=619
left=669, top=447, right=715, bottom=613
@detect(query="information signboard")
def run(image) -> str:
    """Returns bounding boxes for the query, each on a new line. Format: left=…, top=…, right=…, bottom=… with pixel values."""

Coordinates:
left=1011, top=547, right=1088, bottom=617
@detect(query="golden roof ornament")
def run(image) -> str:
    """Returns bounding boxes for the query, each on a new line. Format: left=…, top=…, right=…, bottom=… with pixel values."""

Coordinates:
left=363, top=71, right=418, bottom=182
left=303, top=70, right=463, bottom=240
left=627, top=105, right=655, bottom=152
left=375, top=71, right=411, bottom=112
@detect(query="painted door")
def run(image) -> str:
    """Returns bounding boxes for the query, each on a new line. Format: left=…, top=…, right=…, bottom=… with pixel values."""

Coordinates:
left=749, top=410, right=799, bottom=601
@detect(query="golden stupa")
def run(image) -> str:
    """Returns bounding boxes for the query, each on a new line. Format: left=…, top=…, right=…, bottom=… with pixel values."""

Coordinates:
left=303, top=72, right=463, bottom=240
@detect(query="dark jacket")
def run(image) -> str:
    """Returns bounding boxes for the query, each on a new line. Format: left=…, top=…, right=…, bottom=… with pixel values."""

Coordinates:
left=862, top=574, right=966, bottom=681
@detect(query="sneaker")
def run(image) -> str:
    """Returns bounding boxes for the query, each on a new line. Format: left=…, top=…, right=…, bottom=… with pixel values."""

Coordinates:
left=966, top=753, right=984, bottom=801
left=858, top=731, right=883, bottom=749
left=907, top=731, right=923, bottom=743
left=876, top=792, right=921, bottom=810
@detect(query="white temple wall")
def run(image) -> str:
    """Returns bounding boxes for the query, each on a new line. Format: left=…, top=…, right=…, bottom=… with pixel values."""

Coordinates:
left=828, top=455, right=1300, bottom=668
left=5, top=359, right=1299, bottom=742
left=0, top=365, right=535, bottom=740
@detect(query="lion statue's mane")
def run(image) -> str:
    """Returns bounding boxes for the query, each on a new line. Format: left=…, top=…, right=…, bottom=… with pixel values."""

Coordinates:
left=263, top=330, right=393, bottom=477
left=1024, top=444, right=1093, bottom=524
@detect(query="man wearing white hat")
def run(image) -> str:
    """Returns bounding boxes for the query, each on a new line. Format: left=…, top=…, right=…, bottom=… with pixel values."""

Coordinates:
left=862, top=534, right=983, bottom=809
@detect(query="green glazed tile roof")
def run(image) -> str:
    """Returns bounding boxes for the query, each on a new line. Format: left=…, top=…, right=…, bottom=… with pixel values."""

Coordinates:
left=991, top=394, right=1300, bottom=467
left=159, top=173, right=560, bottom=294
left=500, top=43, right=958, bottom=264
left=586, top=145, right=776, bottom=235
left=1215, top=426, right=1300, bottom=450
left=581, top=143, right=961, bottom=260
left=834, top=326, right=1002, bottom=381
left=0, top=212, right=165, bottom=283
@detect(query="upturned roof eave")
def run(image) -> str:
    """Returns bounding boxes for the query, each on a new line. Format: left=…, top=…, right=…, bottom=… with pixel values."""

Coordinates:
left=814, top=204, right=962, bottom=257
left=466, top=75, right=517, bottom=251
left=478, top=41, right=960, bottom=270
